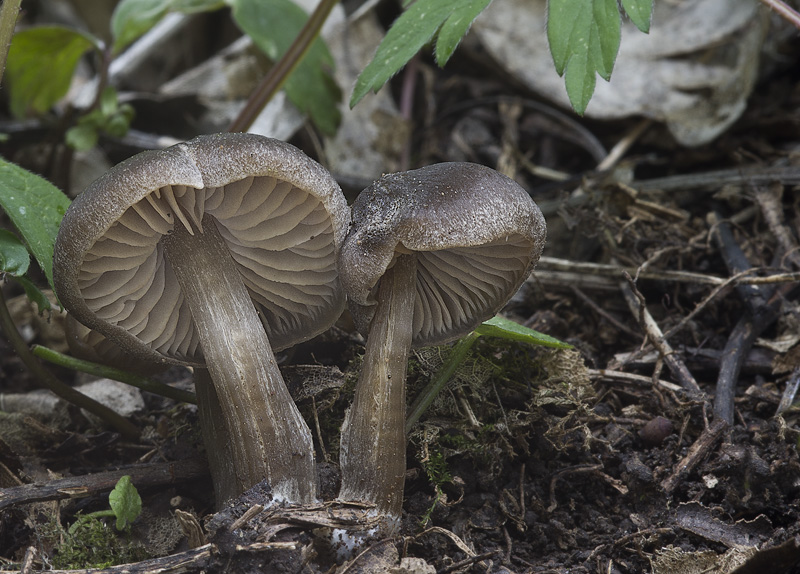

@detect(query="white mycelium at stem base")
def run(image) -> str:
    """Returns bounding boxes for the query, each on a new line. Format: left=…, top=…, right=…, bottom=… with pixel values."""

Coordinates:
left=163, top=215, right=317, bottom=504
left=338, top=254, right=417, bottom=524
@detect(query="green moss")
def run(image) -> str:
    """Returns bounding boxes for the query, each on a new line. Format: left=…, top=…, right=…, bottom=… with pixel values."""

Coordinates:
left=51, top=515, right=148, bottom=569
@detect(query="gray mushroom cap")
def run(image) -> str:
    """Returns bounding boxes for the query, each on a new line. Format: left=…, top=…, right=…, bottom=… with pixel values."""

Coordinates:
left=339, top=162, right=546, bottom=347
left=54, top=133, right=350, bottom=366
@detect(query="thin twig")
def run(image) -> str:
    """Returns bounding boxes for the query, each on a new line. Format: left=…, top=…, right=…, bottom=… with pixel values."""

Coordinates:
left=619, top=272, right=703, bottom=395
left=661, top=418, right=728, bottom=493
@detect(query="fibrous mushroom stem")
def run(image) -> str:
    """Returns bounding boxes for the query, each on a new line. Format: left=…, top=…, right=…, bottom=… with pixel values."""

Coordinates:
left=163, top=215, right=317, bottom=504
left=338, top=253, right=417, bottom=524
left=194, top=369, right=238, bottom=506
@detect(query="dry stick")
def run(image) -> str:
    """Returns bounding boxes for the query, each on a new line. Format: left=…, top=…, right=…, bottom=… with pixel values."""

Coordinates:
left=661, top=418, right=728, bottom=493
left=708, top=211, right=794, bottom=425
left=0, top=458, right=207, bottom=511
left=755, top=183, right=800, bottom=270
left=0, top=545, right=213, bottom=574
left=536, top=256, right=800, bottom=287
left=619, top=271, right=703, bottom=395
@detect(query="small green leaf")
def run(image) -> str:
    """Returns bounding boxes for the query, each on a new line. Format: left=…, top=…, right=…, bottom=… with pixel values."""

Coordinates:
left=0, top=158, right=72, bottom=292
left=621, top=0, right=653, bottom=33
left=5, top=27, right=96, bottom=118
left=65, top=123, right=100, bottom=151
left=14, top=276, right=52, bottom=313
left=352, top=0, right=493, bottom=107
left=592, top=0, right=620, bottom=81
left=434, top=0, right=492, bottom=66
left=229, top=0, right=341, bottom=135
left=111, top=0, right=224, bottom=54
left=547, top=0, right=622, bottom=115
left=108, top=476, right=142, bottom=531
left=475, top=316, right=572, bottom=349
left=564, top=49, right=595, bottom=115
left=0, top=229, right=30, bottom=276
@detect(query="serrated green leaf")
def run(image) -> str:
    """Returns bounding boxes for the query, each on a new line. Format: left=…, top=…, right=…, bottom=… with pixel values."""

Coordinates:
left=0, top=158, right=71, bottom=292
left=0, top=229, right=30, bottom=276
left=547, top=0, right=622, bottom=114
left=5, top=27, right=96, bottom=118
left=108, top=475, right=142, bottom=531
left=434, top=0, right=492, bottom=66
left=352, top=0, right=493, bottom=107
left=111, top=0, right=224, bottom=54
left=229, top=0, right=341, bottom=135
left=475, top=316, right=572, bottom=349
left=13, top=275, right=52, bottom=313
left=621, top=0, right=653, bottom=33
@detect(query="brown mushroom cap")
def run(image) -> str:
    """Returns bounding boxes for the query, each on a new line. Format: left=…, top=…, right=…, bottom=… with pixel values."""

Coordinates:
left=54, top=133, right=349, bottom=366
left=339, top=162, right=546, bottom=347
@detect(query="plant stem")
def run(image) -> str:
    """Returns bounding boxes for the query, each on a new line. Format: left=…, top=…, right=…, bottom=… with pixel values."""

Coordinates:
left=0, top=282, right=140, bottom=441
left=0, top=0, right=21, bottom=85
left=31, top=345, right=197, bottom=405
left=338, top=254, right=417, bottom=523
left=228, top=0, right=340, bottom=133
left=760, top=0, right=800, bottom=29
left=405, top=331, right=482, bottom=434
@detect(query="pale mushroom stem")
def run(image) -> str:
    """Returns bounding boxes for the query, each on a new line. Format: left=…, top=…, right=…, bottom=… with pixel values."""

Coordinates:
left=163, top=215, right=317, bottom=504
left=338, top=253, right=417, bottom=524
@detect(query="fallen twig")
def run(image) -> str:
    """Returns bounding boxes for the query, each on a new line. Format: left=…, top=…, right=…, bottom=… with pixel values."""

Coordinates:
left=661, top=417, right=729, bottom=493
left=0, top=459, right=207, bottom=511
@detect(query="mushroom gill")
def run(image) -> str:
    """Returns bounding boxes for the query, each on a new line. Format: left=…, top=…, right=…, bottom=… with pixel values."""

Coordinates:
left=75, top=175, right=338, bottom=362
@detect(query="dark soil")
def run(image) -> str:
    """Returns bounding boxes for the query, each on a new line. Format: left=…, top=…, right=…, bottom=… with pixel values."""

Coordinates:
left=2, top=2, right=800, bottom=573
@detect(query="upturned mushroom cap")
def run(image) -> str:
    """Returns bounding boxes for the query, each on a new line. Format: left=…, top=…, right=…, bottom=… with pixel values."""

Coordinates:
left=54, top=133, right=350, bottom=365
left=339, top=162, right=546, bottom=347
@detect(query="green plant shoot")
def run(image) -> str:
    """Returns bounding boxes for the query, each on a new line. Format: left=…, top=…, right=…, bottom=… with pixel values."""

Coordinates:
left=69, top=475, right=142, bottom=535
left=405, top=316, right=572, bottom=432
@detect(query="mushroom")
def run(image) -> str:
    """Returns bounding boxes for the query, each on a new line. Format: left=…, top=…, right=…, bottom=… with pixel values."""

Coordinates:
left=54, top=133, right=349, bottom=504
left=336, top=162, right=546, bottom=526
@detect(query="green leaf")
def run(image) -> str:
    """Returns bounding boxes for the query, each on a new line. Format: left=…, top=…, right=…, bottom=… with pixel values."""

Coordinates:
left=14, top=276, right=53, bottom=313
left=229, top=0, right=341, bottom=135
left=564, top=49, right=595, bottom=115
left=547, top=0, right=621, bottom=115
left=111, top=0, right=224, bottom=54
left=65, top=123, right=100, bottom=151
left=0, top=158, right=72, bottom=292
left=592, top=0, right=620, bottom=81
left=621, top=0, right=653, bottom=33
left=475, top=316, right=572, bottom=349
left=0, top=230, right=30, bottom=276
left=351, top=0, right=493, bottom=108
left=108, top=476, right=142, bottom=531
left=434, top=0, right=493, bottom=66
left=5, top=27, right=96, bottom=118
